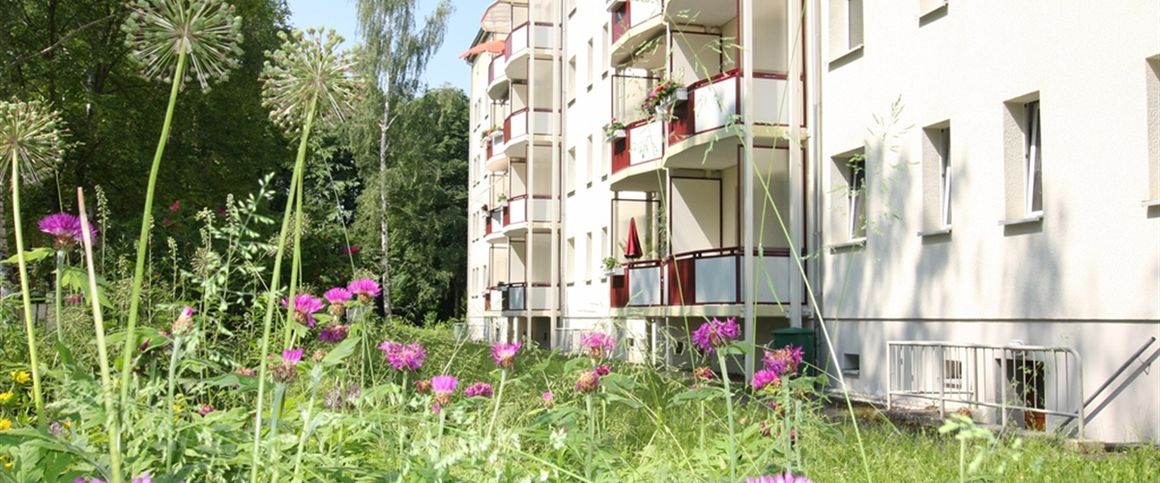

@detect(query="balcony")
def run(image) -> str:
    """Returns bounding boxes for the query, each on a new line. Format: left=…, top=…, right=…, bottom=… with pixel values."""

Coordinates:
left=609, top=248, right=795, bottom=312
left=501, top=282, right=553, bottom=312
left=483, top=207, right=505, bottom=243
left=503, top=107, right=557, bottom=159
left=504, top=21, right=557, bottom=81
left=609, top=0, right=666, bottom=67
left=486, top=53, right=509, bottom=100
left=484, top=128, right=509, bottom=173
left=663, top=69, right=802, bottom=170
left=609, top=119, right=665, bottom=191
left=498, top=194, right=553, bottom=238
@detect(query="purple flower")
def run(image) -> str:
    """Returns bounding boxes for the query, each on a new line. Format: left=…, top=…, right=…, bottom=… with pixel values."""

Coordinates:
left=347, top=278, right=381, bottom=302
left=691, top=317, right=741, bottom=353
left=491, top=342, right=521, bottom=369
left=38, top=212, right=94, bottom=248
left=282, top=348, right=305, bottom=365
left=324, top=287, right=352, bottom=305
left=580, top=331, right=616, bottom=359
left=542, top=390, right=555, bottom=408
left=272, top=348, right=304, bottom=383
left=693, top=366, right=716, bottom=386
left=465, top=382, right=494, bottom=398
left=132, top=475, right=154, bottom=483
left=171, top=306, right=195, bottom=335
left=342, top=245, right=360, bottom=255
left=197, top=404, right=215, bottom=416
left=751, top=369, right=780, bottom=391
left=575, top=370, right=601, bottom=394
left=378, top=341, right=426, bottom=372
left=281, top=294, right=324, bottom=328
left=746, top=471, right=812, bottom=483
left=762, top=345, right=805, bottom=377
left=595, top=365, right=611, bottom=376
left=319, top=324, right=349, bottom=343
left=431, top=375, right=458, bottom=406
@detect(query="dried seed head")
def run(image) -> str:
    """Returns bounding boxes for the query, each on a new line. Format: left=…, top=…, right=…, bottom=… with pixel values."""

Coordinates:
left=123, top=0, right=244, bottom=91
left=0, top=98, right=67, bottom=185
left=260, top=28, right=364, bottom=137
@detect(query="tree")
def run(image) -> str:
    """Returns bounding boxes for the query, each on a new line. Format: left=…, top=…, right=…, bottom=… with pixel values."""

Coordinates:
left=354, top=0, right=452, bottom=318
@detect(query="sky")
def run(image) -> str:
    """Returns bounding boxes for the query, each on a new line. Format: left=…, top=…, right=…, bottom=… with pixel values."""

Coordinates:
left=286, top=0, right=492, bottom=92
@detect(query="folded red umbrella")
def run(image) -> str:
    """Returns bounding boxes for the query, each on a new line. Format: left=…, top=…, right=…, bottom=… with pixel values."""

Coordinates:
left=624, top=217, right=643, bottom=259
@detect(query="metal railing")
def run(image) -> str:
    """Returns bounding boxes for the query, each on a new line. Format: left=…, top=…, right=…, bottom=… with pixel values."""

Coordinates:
left=887, top=341, right=1084, bottom=438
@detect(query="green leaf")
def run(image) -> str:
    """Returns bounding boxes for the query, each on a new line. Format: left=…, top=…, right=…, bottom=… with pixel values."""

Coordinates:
left=2, top=247, right=53, bottom=265
left=322, top=336, right=361, bottom=366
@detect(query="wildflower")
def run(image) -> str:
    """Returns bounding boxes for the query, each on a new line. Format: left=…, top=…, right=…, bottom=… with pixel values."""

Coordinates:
left=746, top=471, right=811, bottom=483
left=763, top=345, right=804, bottom=376
left=0, top=99, right=66, bottom=184
left=751, top=369, right=780, bottom=391
left=575, top=370, right=601, bottom=394
left=234, top=366, right=256, bottom=377
left=169, top=200, right=181, bottom=212
left=171, top=306, right=195, bottom=336
left=414, top=379, right=432, bottom=394
left=692, top=366, right=716, bottom=386
left=132, top=475, right=153, bottom=483
left=347, top=278, right=381, bottom=303
left=490, top=342, right=521, bottom=369
left=324, top=287, right=351, bottom=317
left=0, top=391, right=13, bottom=404
left=11, top=371, right=30, bottom=385
left=379, top=341, right=426, bottom=372
left=49, top=421, right=64, bottom=436
left=38, top=213, right=92, bottom=248
left=271, top=348, right=304, bottom=383
left=342, top=245, right=360, bottom=255
left=281, top=294, right=323, bottom=328
left=172, top=402, right=184, bottom=413
left=282, top=348, right=304, bottom=365
left=1, top=454, right=11, bottom=470
left=580, top=331, right=615, bottom=359
left=197, top=404, right=215, bottom=416
left=0, top=419, right=11, bottom=431
left=318, top=324, right=349, bottom=343
left=311, top=349, right=326, bottom=363
left=690, top=317, right=741, bottom=353
left=542, top=390, right=555, bottom=408
left=595, top=365, right=611, bottom=377
left=465, top=382, right=494, bottom=398
left=122, top=0, right=244, bottom=90
left=431, top=375, right=458, bottom=406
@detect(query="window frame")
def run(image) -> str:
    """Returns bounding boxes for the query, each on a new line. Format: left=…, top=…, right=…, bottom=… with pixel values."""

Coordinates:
left=1024, top=100, right=1043, bottom=215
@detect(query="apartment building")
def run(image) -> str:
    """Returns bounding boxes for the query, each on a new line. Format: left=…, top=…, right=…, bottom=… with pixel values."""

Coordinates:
left=464, top=1, right=1159, bottom=442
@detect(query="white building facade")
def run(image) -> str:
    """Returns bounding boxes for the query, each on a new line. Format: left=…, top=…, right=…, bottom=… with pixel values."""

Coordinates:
left=464, top=0, right=1160, bottom=443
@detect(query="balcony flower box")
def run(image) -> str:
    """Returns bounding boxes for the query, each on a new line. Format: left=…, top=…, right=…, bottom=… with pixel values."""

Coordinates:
left=490, top=130, right=504, bottom=146
left=481, top=125, right=502, bottom=147
left=641, top=80, right=687, bottom=118
left=603, top=118, right=628, bottom=142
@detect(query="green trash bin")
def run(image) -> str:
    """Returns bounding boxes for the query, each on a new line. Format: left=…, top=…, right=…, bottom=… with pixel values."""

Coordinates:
left=771, top=327, right=817, bottom=376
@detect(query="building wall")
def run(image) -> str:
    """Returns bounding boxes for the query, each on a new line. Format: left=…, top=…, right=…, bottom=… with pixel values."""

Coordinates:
left=819, top=0, right=1160, bottom=442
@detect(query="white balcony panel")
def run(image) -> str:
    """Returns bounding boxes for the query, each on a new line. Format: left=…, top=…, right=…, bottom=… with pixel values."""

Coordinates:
left=529, top=286, right=553, bottom=310
left=532, top=24, right=556, bottom=49
left=510, top=198, right=527, bottom=224
left=631, top=0, right=662, bottom=28
left=753, top=77, right=788, bottom=125
left=508, top=286, right=525, bottom=311
left=694, top=80, right=738, bottom=133
left=509, top=110, right=528, bottom=139
left=628, top=266, right=661, bottom=306
left=756, top=256, right=791, bottom=304
left=530, top=110, right=555, bottom=136
left=509, top=24, right=529, bottom=56
left=630, top=121, right=664, bottom=165
left=530, top=198, right=551, bottom=221
left=695, top=256, right=736, bottom=304
left=489, top=290, right=503, bottom=309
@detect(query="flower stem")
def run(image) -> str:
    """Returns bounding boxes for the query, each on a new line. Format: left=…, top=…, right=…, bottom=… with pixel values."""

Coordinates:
left=280, top=169, right=306, bottom=350
left=585, top=393, right=596, bottom=480
left=716, top=351, right=737, bottom=481
left=53, top=250, right=64, bottom=343
left=76, top=188, right=122, bottom=483
left=163, top=335, right=183, bottom=471
left=10, top=153, right=45, bottom=427
left=249, top=94, right=318, bottom=483
left=485, top=368, right=507, bottom=441
left=291, top=380, right=319, bottom=483
left=120, top=50, right=188, bottom=425
left=268, top=383, right=287, bottom=482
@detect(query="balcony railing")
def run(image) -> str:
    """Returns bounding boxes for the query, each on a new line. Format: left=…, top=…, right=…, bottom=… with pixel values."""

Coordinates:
left=611, top=119, right=665, bottom=176
left=609, top=247, right=793, bottom=308
left=503, top=194, right=553, bottom=227
left=610, top=0, right=663, bottom=45
left=488, top=54, right=506, bottom=84
left=504, top=108, right=556, bottom=143
left=502, top=282, right=553, bottom=311
left=667, top=69, right=789, bottom=144
left=505, top=21, right=556, bottom=59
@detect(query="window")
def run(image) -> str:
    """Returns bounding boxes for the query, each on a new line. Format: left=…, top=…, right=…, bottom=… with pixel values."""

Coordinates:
left=585, top=232, right=593, bottom=282
left=600, top=227, right=609, bottom=277
left=586, top=38, right=595, bottom=88
left=567, top=56, right=577, bottom=101
left=566, top=237, right=575, bottom=284
left=832, top=150, right=867, bottom=241
left=586, top=135, right=595, bottom=186
left=943, top=359, right=963, bottom=390
left=921, top=122, right=951, bottom=232
left=842, top=353, right=860, bottom=376
left=1147, top=57, right=1160, bottom=204
left=1002, top=93, right=1043, bottom=222
left=566, top=147, right=577, bottom=194
left=919, top=0, right=948, bottom=18
left=828, top=0, right=863, bottom=59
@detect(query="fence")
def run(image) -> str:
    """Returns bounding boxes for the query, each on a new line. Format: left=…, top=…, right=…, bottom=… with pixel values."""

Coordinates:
left=886, top=341, right=1084, bottom=438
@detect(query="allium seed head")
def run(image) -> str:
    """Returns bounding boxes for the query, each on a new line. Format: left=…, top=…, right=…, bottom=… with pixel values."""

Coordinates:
left=122, top=0, right=244, bottom=90
left=260, top=28, right=364, bottom=137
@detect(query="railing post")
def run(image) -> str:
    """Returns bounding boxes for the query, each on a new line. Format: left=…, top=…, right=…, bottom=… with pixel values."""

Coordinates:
left=1000, top=350, right=1008, bottom=429
left=886, top=343, right=893, bottom=411
left=938, top=345, right=946, bottom=418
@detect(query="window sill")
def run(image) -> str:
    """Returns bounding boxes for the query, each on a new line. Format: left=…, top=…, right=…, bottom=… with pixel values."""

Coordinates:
left=841, top=370, right=860, bottom=378
left=917, top=226, right=952, bottom=237
left=828, top=44, right=864, bottom=66
left=1142, top=199, right=1160, bottom=208
left=919, top=2, right=948, bottom=22
left=998, top=212, right=1043, bottom=226
left=828, top=237, right=867, bottom=251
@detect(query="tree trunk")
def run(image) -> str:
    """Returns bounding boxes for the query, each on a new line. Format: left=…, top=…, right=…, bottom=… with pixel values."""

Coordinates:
left=378, top=84, right=393, bottom=319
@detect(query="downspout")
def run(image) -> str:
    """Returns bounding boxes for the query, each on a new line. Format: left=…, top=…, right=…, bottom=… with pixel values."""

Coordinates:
left=524, top=3, right=536, bottom=344
left=551, top=2, right=563, bottom=350
left=788, top=0, right=804, bottom=329
left=741, top=0, right=757, bottom=378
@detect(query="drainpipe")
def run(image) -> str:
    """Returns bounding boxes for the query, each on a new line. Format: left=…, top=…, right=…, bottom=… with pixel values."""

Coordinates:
left=787, top=0, right=803, bottom=329
left=524, top=3, right=536, bottom=345
left=808, top=0, right=824, bottom=322
left=550, top=1, right=563, bottom=350
left=741, top=0, right=756, bottom=378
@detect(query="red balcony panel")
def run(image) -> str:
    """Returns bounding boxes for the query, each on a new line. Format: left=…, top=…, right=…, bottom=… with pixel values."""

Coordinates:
left=668, top=94, right=694, bottom=144
left=486, top=142, right=493, bottom=160
left=666, top=257, right=694, bottom=305
left=611, top=136, right=630, bottom=175
left=609, top=273, right=629, bottom=308
left=503, top=115, right=512, bottom=143
left=611, top=3, right=630, bottom=44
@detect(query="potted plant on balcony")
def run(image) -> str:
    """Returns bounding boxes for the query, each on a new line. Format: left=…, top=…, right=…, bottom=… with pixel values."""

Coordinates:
left=481, top=125, right=502, bottom=147
left=641, top=79, right=687, bottom=118
left=603, top=118, right=627, bottom=142
left=602, top=256, right=623, bottom=276
left=497, top=194, right=508, bottom=208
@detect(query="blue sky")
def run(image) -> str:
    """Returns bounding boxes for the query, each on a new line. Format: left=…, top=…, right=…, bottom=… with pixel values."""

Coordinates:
left=286, top=0, right=491, bottom=92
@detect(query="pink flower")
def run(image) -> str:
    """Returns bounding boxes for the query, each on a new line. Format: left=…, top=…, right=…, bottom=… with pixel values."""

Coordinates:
left=324, top=287, right=352, bottom=305
left=65, top=293, right=83, bottom=305
left=431, top=375, right=458, bottom=406
left=762, top=345, right=805, bottom=377
left=169, top=200, right=180, bottom=212
left=580, top=331, right=616, bottom=359
left=595, top=365, right=611, bottom=376
left=465, top=382, right=494, bottom=398
left=693, top=366, right=716, bottom=386
left=575, top=370, right=601, bottom=394
left=491, top=342, right=521, bottom=369
left=347, top=278, right=381, bottom=302
left=542, top=390, right=555, bottom=408
left=171, top=306, right=195, bottom=335
left=38, top=212, right=95, bottom=248
left=342, top=245, right=360, bottom=255
left=282, top=348, right=305, bottom=365
left=751, top=369, right=780, bottom=391
left=197, top=404, right=215, bottom=416
left=281, top=294, right=323, bottom=328
left=319, top=324, right=349, bottom=343
left=746, top=471, right=811, bottom=483
left=378, top=341, right=426, bottom=372
left=691, top=317, right=741, bottom=353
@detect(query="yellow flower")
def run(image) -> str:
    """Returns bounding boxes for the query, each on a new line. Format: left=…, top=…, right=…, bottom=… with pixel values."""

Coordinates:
left=172, top=402, right=184, bottom=414
left=11, top=371, right=30, bottom=385
left=0, top=454, right=10, bottom=470
left=0, top=419, right=12, bottom=431
left=0, top=392, right=13, bottom=404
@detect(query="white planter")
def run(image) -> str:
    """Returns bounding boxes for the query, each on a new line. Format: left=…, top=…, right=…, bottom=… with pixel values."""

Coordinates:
left=607, top=129, right=626, bottom=141
left=604, top=266, right=625, bottom=276
left=498, top=199, right=509, bottom=208
left=490, top=131, right=504, bottom=145
left=673, top=87, right=688, bottom=102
